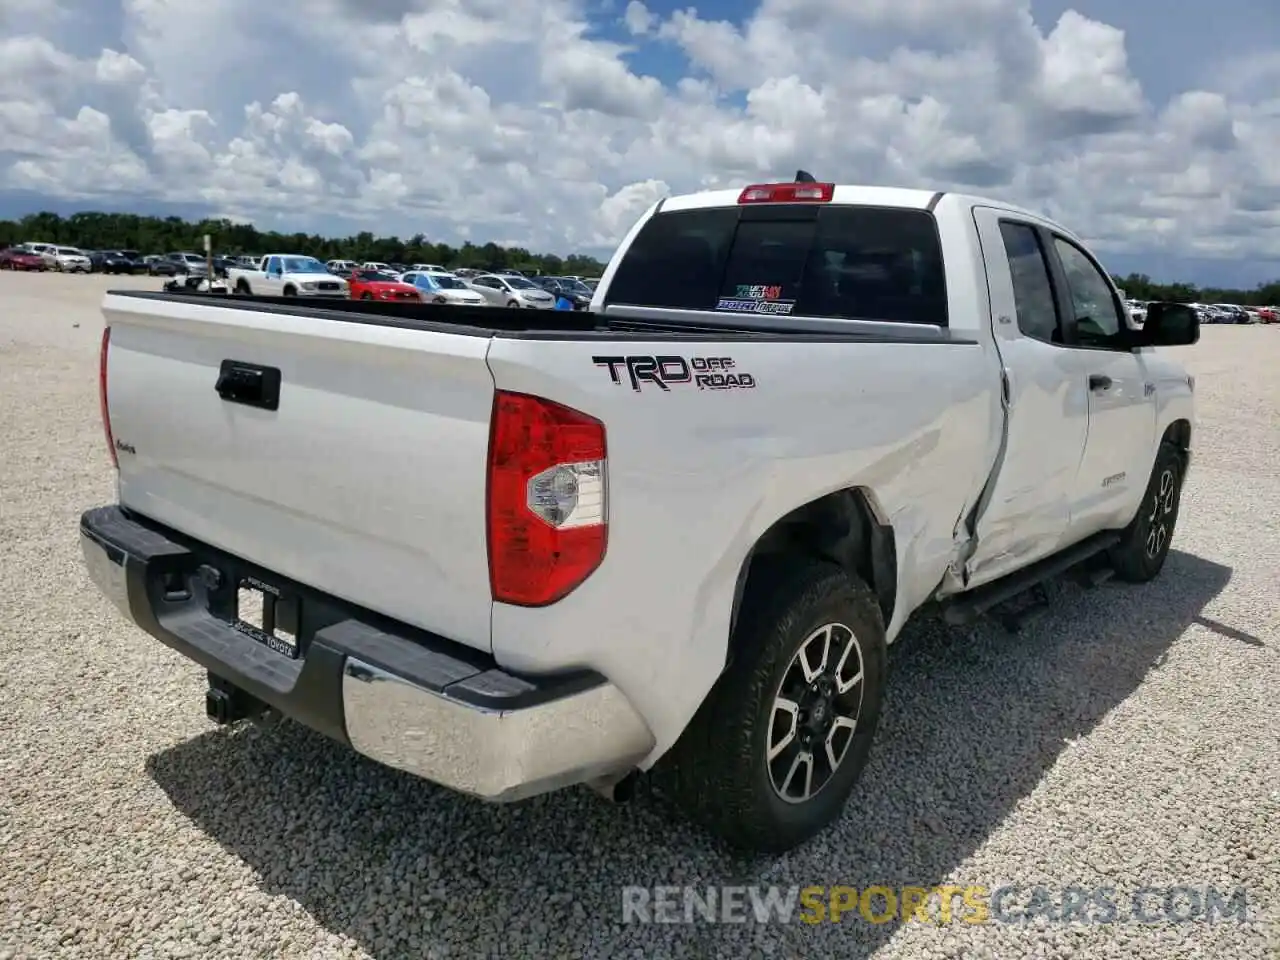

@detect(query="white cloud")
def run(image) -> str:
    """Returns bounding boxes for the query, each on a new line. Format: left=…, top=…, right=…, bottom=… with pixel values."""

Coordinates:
left=623, top=1, right=654, bottom=35
left=0, top=0, right=1277, bottom=274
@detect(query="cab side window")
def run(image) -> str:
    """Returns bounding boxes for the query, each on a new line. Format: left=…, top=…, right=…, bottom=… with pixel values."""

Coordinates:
left=1052, top=237, right=1125, bottom=345
left=998, top=221, right=1061, bottom=343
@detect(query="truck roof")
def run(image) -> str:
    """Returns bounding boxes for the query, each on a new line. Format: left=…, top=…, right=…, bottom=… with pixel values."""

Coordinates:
left=662, top=184, right=939, bottom=212
left=658, top=182, right=1079, bottom=244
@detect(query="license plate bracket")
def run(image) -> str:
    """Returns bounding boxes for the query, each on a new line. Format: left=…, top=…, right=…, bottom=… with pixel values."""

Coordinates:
left=234, top=577, right=299, bottom=660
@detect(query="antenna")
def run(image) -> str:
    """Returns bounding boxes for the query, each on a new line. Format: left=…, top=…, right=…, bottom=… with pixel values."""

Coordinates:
left=794, top=169, right=816, bottom=183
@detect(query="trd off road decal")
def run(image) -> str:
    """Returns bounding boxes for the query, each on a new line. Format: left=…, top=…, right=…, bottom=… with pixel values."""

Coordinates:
left=716, top=284, right=795, bottom=315
left=592, top=355, right=757, bottom=392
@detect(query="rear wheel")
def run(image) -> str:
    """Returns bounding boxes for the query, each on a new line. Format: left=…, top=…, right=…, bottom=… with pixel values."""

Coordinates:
left=506, top=300, right=519, bottom=308
left=656, top=559, right=887, bottom=853
left=283, top=285, right=296, bottom=296
left=360, top=292, right=373, bottom=300
left=1108, top=442, right=1185, bottom=582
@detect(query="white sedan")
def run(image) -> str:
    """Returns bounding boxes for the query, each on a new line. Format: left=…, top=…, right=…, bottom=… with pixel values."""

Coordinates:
left=400, top=271, right=489, bottom=306
left=465, top=273, right=557, bottom=309
left=53, top=246, right=92, bottom=273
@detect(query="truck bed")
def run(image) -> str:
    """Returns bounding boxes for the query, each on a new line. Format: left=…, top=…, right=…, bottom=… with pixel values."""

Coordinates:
left=112, top=289, right=968, bottom=343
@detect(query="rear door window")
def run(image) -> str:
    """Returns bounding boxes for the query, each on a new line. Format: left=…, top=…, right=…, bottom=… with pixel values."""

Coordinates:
left=604, top=204, right=948, bottom=326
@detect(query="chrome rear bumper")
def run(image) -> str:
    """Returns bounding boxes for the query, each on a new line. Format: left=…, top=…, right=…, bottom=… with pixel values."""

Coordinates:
left=80, top=505, right=654, bottom=802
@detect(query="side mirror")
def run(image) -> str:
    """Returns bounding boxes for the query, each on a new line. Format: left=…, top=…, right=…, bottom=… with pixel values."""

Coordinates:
left=1138, top=302, right=1199, bottom=347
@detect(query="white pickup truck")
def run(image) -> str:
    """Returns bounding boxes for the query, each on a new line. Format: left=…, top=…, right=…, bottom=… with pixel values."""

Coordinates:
left=81, top=180, right=1198, bottom=853
left=226, top=254, right=349, bottom=298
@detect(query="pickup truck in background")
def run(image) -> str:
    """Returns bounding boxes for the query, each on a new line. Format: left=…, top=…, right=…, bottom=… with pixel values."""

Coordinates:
left=227, top=255, right=349, bottom=297
left=80, top=179, right=1198, bottom=853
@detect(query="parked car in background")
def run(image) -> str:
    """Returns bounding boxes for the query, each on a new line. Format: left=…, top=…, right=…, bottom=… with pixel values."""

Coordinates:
left=140, top=255, right=179, bottom=276
left=1257, top=306, right=1277, bottom=323
left=530, top=275, right=593, bottom=310
left=227, top=255, right=349, bottom=297
left=410, top=263, right=447, bottom=273
left=24, top=242, right=58, bottom=268
left=348, top=268, right=423, bottom=301
left=400, top=270, right=489, bottom=306
left=51, top=246, right=92, bottom=273
left=326, top=259, right=358, bottom=277
left=98, top=250, right=145, bottom=274
left=0, top=245, right=48, bottom=270
left=163, top=252, right=209, bottom=277
left=361, top=261, right=392, bottom=272
left=467, top=272, right=556, bottom=308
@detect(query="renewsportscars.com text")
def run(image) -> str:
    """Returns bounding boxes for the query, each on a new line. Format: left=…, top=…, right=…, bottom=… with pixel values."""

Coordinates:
left=620, top=884, right=1251, bottom=926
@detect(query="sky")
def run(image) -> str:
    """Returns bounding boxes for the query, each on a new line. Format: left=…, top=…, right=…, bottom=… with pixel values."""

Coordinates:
left=1, top=0, right=1278, bottom=287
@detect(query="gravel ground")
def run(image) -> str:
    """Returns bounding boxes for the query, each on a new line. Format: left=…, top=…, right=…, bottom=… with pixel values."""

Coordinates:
left=1, top=271, right=1277, bottom=960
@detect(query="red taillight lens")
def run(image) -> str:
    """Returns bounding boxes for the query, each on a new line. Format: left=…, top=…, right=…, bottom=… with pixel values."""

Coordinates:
left=487, top=391, right=607, bottom=606
left=738, top=182, right=835, bottom=204
left=99, top=326, right=117, bottom=470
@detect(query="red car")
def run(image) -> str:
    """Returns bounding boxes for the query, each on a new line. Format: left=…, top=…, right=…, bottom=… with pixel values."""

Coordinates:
left=348, top=269, right=422, bottom=302
left=0, top=246, right=47, bottom=271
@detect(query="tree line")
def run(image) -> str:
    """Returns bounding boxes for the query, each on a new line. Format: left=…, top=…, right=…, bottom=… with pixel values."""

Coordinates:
left=0, top=211, right=608, bottom=278
left=1113, top=273, right=1280, bottom=307
left=3, top=210, right=1278, bottom=302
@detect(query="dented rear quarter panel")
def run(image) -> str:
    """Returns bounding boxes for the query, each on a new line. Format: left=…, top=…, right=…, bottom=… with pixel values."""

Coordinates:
left=485, top=333, right=1000, bottom=765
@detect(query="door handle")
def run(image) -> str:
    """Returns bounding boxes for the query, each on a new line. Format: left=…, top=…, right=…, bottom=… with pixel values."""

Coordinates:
left=1088, top=374, right=1112, bottom=392
left=215, top=360, right=281, bottom=411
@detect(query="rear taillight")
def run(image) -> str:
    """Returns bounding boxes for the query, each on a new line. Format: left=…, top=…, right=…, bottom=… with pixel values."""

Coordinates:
left=737, top=182, right=835, bottom=204
left=487, top=391, right=607, bottom=606
left=99, top=326, right=117, bottom=470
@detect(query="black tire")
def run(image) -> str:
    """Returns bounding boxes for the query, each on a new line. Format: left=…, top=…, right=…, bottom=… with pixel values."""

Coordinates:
left=282, top=285, right=296, bottom=296
left=506, top=300, right=520, bottom=308
left=360, top=292, right=373, bottom=300
left=1108, top=442, right=1185, bottom=583
left=235, top=280, right=251, bottom=296
left=655, top=559, right=887, bottom=853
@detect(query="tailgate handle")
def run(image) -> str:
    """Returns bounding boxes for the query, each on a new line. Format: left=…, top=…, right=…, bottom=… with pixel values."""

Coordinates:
left=216, top=360, right=281, bottom=411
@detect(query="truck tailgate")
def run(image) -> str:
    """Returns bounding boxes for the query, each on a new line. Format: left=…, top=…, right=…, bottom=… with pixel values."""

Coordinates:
left=101, top=293, right=496, bottom=650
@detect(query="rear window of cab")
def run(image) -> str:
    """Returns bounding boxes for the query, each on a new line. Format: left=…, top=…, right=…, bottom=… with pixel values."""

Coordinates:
left=604, top=204, right=948, bottom=327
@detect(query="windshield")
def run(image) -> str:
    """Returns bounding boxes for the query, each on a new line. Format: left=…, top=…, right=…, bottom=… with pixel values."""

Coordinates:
left=431, top=275, right=468, bottom=290
left=505, top=276, right=538, bottom=290
left=559, top=278, right=592, bottom=294
left=281, top=257, right=328, bottom=273
left=57, top=247, right=81, bottom=256
left=358, top=270, right=399, bottom=282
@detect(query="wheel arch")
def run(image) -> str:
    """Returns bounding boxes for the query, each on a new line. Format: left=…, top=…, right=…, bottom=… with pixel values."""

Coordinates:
left=726, top=488, right=897, bottom=667
left=1161, top=417, right=1191, bottom=458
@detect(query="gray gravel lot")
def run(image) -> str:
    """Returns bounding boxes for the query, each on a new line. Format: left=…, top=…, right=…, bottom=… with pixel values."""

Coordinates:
left=1, top=271, right=1277, bottom=959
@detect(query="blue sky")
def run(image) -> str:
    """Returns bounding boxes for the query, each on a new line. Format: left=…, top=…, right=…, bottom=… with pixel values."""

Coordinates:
left=2, top=0, right=1278, bottom=287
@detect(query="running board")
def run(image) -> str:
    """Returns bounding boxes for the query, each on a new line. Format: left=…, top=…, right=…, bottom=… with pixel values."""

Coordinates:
left=940, top=531, right=1121, bottom=626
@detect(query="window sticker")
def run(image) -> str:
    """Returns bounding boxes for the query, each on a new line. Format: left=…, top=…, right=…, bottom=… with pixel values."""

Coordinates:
left=717, top=284, right=795, bottom=314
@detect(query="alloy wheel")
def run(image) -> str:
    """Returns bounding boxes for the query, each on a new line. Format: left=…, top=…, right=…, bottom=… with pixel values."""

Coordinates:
left=767, top=622, right=865, bottom=804
left=1144, top=468, right=1177, bottom=559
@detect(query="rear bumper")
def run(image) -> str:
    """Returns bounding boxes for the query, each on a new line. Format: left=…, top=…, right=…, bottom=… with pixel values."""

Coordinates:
left=80, top=505, right=653, bottom=801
